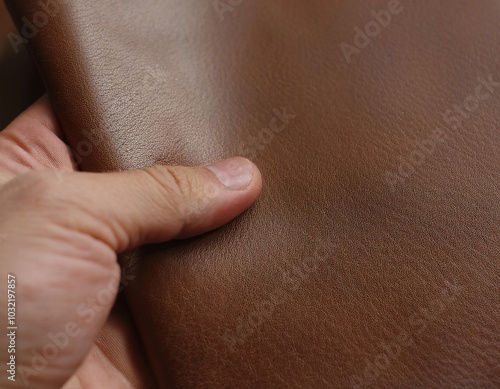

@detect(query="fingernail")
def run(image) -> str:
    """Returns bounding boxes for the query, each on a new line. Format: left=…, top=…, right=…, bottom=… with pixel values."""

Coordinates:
left=207, top=157, right=254, bottom=190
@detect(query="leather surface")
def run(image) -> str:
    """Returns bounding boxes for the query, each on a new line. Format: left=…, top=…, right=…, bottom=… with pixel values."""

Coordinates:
left=7, top=0, right=500, bottom=387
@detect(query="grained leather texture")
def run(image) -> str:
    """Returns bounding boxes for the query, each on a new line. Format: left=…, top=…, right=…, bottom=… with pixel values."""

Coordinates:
left=7, top=0, right=500, bottom=387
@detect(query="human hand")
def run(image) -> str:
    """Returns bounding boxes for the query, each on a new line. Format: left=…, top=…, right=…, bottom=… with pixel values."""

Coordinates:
left=0, top=96, right=262, bottom=389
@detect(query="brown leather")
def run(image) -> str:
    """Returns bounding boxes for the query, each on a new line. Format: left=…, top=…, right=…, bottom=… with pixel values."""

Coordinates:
left=6, top=0, right=500, bottom=387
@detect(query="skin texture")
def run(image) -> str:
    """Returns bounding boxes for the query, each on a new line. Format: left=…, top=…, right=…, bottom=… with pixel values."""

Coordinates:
left=0, top=96, right=262, bottom=389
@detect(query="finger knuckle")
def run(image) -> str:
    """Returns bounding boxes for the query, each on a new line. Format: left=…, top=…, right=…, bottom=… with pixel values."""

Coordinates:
left=142, top=165, right=198, bottom=218
left=164, top=166, right=195, bottom=200
left=145, top=165, right=192, bottom=196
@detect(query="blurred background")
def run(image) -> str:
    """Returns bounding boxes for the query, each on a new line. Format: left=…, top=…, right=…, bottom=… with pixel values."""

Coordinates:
left=0, top=1, right=44, bottom=129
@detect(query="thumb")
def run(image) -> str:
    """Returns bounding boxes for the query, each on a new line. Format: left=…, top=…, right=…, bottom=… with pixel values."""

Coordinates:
left=0, top=157, right=261, bottom=389
left=6, top=157, right=262, bottom=252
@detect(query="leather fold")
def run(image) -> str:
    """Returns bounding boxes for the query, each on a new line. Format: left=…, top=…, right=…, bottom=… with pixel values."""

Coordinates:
left=7, top=0, right=500, bottom=387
